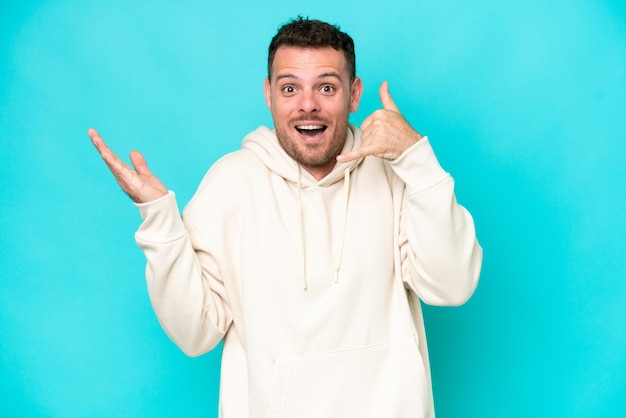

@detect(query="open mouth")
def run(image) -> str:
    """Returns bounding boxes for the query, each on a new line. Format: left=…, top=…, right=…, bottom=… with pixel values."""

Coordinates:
left=295, top=124, right=327, bottom=137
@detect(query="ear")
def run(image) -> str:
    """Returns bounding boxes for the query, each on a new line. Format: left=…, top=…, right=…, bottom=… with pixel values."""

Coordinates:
left=349, top=77, right=363, bottom=113
left=263, top=78, right=272, bottom=110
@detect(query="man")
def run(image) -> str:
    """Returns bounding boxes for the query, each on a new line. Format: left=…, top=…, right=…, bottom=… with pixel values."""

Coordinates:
left=90, top=17, right=482, bottom=418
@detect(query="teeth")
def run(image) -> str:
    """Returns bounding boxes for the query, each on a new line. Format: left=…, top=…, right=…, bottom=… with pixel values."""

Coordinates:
left=296, top=125, right=324, bottom=130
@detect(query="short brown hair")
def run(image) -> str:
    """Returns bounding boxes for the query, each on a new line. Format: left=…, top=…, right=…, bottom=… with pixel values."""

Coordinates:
left=267, top=17, right=356, bottom=82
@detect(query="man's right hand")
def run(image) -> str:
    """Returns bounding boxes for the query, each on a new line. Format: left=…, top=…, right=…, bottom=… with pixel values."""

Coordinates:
left=88, top=128, right=168, bottom=204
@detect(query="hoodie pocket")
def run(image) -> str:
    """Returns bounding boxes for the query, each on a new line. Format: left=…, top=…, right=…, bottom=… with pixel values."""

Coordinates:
left=264, top=335, right=430, bottom=418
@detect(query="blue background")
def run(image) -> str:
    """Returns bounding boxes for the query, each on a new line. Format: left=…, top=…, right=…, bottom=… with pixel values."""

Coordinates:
left=1, top=0, right=625, bottom=416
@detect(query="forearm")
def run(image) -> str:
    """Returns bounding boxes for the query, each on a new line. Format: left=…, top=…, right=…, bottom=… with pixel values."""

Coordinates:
left=391, top=138, right=483, bottom=306
left=135, top=192, right=230, bottom=356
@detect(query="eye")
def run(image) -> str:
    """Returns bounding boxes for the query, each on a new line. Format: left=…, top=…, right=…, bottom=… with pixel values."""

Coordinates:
left=320, top=85, right=335, bottom=94
left=281, top=85, right=296, bottom=95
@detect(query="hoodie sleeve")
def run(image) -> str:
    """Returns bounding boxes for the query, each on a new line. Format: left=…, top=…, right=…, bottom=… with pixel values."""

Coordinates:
left=134, top=191, right=232, bottom=357
left=389, top=137, right=483, bottom=306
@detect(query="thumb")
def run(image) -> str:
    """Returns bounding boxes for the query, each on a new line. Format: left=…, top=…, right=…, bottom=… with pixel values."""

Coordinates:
left=379, top=81, right=400, bottom=113
left=129, top=150, right=152, bottom=176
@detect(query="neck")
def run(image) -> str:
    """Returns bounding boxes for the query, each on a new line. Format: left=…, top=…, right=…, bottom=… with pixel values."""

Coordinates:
left=301, top=162, right=335, bottom=181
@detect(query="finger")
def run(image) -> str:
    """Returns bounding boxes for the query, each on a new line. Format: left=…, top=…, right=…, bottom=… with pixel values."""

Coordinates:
left=130, top=150, right=153, bottom=177
left=88, top=128, right=134, bottom=176
left=87, top=128, right=99, bottom=139
left=379, top=81, right=400, bottom=113
left=88, top=128, right=117, bottom=162
left=359, top=111, right=375, bottom=132
left=336, top=145, right=373, bottom=163
left=88, top=128, right=107, bottom=152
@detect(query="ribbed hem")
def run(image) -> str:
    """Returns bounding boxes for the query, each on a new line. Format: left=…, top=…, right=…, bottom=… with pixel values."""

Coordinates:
left=134, top=191, right=187, bottom=244
left=388, top=136, right=450, bottom=196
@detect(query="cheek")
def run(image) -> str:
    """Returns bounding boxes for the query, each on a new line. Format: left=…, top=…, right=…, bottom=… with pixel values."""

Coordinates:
left=272, top=99, right=294, bottom=118
left=328, top=100, right=351, bottom=119
left=270, top=102, right=285, bottom=120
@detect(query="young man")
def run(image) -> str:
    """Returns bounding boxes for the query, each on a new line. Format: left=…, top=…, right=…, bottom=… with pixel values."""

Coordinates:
left=90, top=17, right=482, bottom=418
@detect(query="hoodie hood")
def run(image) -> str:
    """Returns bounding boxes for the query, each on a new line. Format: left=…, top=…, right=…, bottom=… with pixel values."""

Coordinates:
left=241, top=124, right=363, bottom=187
left=242, top=124, right=363, bottom=290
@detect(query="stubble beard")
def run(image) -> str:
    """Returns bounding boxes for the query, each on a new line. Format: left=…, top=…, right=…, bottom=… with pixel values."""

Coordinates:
left=275, top=116, right=349, bottom=170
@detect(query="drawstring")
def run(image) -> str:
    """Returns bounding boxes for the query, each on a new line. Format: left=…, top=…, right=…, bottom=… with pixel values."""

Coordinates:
left=296, top=166, right=352, bottom=290
left=296, top=166, right=307, bottom=290
left=333, top=167, right=351, bottom=283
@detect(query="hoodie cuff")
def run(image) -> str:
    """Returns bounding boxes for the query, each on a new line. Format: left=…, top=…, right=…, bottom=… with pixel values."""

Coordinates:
left=134, top=191, right=187, bottom=243
left=388, top=136, right=450, bottom=196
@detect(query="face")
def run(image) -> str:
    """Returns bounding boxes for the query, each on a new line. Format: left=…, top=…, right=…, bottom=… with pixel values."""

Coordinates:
left=264, top=46, right=363, bottom=180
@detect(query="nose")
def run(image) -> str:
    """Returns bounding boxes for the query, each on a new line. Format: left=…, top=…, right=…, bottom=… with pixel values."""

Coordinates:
left=298, top=89, right=319, bottom=113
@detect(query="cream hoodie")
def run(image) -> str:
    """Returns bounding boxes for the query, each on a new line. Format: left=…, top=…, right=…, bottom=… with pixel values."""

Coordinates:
left=134, top=125, right=482, bottom=418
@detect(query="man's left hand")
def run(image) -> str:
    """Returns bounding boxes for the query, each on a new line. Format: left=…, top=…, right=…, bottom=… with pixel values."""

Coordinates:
left=337, top=81, right=423, bottom=163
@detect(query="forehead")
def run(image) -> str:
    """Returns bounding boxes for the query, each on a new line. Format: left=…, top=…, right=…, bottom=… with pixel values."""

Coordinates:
left=271, top=46, right=348, bottom=81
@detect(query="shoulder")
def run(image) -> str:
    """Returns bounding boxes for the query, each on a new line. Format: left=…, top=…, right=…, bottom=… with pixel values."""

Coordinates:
left=182, top=149, right=266, bottom=216
left=203, top=147, right=271, bottom=187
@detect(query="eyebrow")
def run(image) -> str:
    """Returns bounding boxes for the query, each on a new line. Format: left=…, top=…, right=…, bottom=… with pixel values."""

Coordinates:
left=274, top=72, right=343, bottom=83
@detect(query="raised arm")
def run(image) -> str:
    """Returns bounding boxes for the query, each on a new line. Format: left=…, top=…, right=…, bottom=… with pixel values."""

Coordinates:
left=337, top=84, right=481, bottom=305
left=88, top=128, right=229, bottom=355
